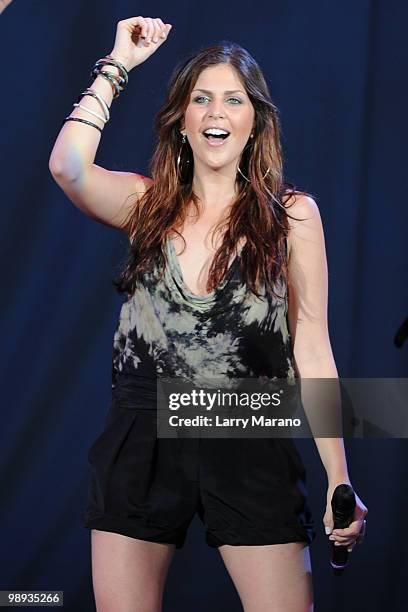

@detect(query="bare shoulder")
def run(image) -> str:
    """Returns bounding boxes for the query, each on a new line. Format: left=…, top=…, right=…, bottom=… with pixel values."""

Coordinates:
left=283, top=190, right=321, bottom=259
left=283, top=190, right=329, bottom=347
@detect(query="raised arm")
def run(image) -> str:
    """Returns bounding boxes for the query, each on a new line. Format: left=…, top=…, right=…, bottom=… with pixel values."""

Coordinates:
left=48, top=16, right=172, bottom=232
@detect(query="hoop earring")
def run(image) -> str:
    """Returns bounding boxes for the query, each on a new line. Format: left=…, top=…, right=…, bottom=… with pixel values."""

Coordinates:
left=237, top=133, right=269, bottom=182
left=237, top=165, right=270, bottom=182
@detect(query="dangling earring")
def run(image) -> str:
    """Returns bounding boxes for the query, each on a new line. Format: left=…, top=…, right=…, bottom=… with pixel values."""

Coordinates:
left=177, top=133, right=189, bottom=171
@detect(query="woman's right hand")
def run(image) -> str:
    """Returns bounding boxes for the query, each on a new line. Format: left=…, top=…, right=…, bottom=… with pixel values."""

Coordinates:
left=108, top=16, right=172, bottom=72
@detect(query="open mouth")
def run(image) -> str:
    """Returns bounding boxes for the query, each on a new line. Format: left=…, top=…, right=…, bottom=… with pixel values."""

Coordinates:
left=202, top=129, right=231, bottom=145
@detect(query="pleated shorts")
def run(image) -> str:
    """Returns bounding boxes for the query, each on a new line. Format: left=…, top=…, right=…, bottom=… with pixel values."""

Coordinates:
left=82, top=377, right=316, bottom=550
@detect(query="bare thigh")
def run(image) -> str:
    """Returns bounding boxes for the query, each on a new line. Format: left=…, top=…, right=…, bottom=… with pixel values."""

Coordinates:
left=91, top=529, right=176, bottom=612
left=219, top=542, right=313, bottom=612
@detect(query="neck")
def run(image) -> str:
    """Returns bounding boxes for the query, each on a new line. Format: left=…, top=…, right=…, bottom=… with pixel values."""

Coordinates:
left=192, top=165, right=239, bottom=211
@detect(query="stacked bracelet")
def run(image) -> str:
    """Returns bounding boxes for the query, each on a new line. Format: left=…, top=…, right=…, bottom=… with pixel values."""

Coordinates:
left=96, top=70, right=121, bottom=98
left=91, top=55, right=129, bottom=98
left=79, top=88, right=110, bottom=121
left=95, top=55, right=129, bottom=88
left=62, top=54, right=129, bottom=134
left=72, top=103, right=107, bottom=124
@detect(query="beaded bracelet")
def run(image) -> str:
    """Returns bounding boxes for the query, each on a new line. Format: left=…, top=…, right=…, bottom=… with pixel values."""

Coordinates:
left=62, top=116, right=103, bottom=134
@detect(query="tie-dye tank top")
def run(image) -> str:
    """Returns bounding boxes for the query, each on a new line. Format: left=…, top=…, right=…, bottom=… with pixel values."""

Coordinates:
left=111, top=235, right=296, bottom=393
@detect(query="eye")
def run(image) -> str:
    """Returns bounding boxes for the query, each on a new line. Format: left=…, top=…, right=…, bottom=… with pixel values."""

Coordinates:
left=193, top=95, right=210, bottom=103
left=192, top=96, right=243, bottom=104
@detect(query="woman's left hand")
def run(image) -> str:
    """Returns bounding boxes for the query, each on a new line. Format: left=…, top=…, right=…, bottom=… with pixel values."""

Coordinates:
left=323, top=479, right=368, bottom=553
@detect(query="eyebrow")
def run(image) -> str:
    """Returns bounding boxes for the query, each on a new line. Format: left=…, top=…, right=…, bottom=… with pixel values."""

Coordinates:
left=192, top=88, right=246, bottom=95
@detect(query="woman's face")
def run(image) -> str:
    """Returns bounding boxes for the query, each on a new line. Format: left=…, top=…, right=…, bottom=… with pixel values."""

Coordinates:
left=182, top=63, right=255, bottom=172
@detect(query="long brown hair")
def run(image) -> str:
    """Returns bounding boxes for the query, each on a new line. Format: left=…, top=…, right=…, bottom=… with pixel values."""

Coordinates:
left=113, top=40, right=310, bottom=300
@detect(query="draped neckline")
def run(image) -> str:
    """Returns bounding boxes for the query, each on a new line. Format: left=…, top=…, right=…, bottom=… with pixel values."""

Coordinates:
left=165, top=234, right=245, bottom=307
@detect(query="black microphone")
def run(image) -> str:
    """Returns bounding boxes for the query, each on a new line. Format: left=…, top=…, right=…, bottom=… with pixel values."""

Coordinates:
left=330, top=483, right=356, bottom=575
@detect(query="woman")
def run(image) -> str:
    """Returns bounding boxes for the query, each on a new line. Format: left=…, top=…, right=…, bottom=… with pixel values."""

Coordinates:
left=49, top=16, right=368, bottom=612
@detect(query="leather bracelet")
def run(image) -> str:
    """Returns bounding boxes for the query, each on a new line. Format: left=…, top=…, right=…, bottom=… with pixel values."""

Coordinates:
left=63, top=117, right=103, bottom=134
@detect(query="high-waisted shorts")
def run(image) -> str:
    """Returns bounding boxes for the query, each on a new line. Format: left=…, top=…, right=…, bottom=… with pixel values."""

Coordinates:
left=82, top=375, right=316, bottom=550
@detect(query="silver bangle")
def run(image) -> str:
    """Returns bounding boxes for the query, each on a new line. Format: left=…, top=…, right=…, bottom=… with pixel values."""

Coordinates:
left=80, top=88, right=110, bottom=121
left=73, top=103, right=107, bottom=124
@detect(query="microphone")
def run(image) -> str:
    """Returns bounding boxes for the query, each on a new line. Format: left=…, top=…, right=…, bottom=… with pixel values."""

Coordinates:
left=330, top=483, right=356, bottom=575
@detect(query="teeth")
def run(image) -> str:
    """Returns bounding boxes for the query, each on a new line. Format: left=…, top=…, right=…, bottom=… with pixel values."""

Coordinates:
left=203, top=128, right=230, bottom=136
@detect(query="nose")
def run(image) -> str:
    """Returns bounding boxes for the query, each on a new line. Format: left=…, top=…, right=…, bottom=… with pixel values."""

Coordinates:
left=209, top=111, right=225, bottom=119
left=207, top=101, right=225, bottom=119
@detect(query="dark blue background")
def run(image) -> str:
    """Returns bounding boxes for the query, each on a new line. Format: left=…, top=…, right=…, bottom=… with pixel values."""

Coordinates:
left=1, top=1, right=407, bottom=610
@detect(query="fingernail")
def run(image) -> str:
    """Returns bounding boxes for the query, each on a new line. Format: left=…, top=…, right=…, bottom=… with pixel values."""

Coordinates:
left=325, top=526, right=332, bottom=535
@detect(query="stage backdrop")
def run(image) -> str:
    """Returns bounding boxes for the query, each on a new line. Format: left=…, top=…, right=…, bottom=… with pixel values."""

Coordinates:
left=0, top=1, right=407, bottom=610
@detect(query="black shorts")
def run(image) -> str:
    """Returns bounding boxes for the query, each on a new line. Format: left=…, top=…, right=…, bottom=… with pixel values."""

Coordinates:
left=82, top=382, right=316, bottom=550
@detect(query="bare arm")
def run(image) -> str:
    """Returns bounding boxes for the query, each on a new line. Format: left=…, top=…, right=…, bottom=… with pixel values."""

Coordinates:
left=48, top=63, right=152, bottom=232
left=50, top=164, right=153, bottom=231
left=286, top=196, right=369, bottom=543
left=48, top=17, right=172, bottom=232
left=286, top=194, right=333, bottom=367
left=286, top=194, right=350, bottom=482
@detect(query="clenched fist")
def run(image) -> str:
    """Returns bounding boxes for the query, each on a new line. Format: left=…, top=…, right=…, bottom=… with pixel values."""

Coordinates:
left=108, top=16, right=172, bottom=72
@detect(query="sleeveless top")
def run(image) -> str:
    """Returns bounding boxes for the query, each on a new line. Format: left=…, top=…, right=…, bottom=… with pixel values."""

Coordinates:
left=111, top=235, right=296, bottom=400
